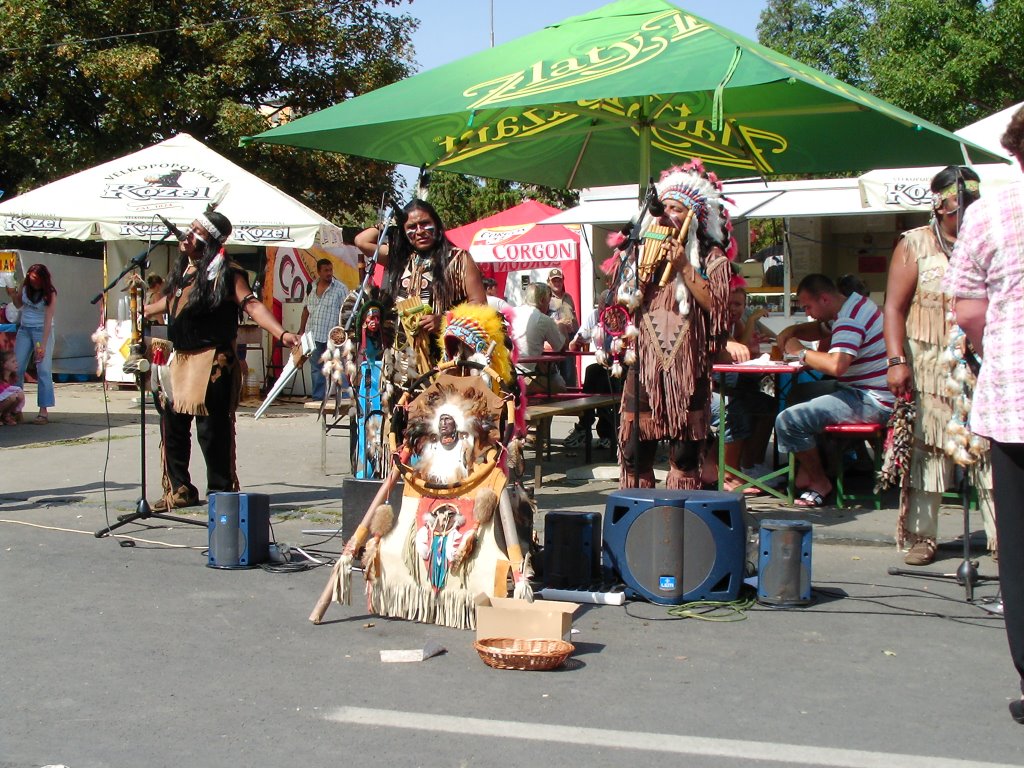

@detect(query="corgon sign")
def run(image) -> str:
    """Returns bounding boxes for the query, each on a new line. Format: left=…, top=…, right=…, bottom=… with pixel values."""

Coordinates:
left=489, top=239, right=577, bottom=262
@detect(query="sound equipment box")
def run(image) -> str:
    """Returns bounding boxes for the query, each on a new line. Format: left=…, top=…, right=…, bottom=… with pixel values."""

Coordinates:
left=207, top=492, right=270, bottom=569
left=341, top=478, right=406, bottom=544
left=602, top=489, right=746, bottom=605
left=757, top=519, right=813, bottom=606
left=543, top=511, right=602, bottom=588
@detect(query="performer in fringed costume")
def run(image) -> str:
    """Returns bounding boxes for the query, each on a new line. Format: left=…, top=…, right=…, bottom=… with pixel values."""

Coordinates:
left=598, top=160, right=731, bottom=489
left=882, top=166, right=995, bottom=566
left=355, top=199, right=487, bottom=391
left=143, top=210, right=299, bottom=510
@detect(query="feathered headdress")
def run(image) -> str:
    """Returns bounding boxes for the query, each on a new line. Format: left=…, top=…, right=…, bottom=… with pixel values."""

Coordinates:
left=438, top=303, right=513, bottom=387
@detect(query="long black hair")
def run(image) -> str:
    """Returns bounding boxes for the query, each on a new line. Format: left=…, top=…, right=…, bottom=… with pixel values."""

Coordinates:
left=931, top=166, right=981, bottom=206
left=384, top=199, right=453, bottom=298
left=164, top=211, right=235, bottom=312
left=22, top=263, right=56, bottom=305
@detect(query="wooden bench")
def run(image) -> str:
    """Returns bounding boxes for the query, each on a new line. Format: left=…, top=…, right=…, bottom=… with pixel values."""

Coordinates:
left=526, top=394, right=620, bottom=487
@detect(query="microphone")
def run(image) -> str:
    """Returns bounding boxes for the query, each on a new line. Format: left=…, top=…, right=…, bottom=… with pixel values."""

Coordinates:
left=647, top=192, right=666, bottom=218
left=157, top=214, right=186, bottom=242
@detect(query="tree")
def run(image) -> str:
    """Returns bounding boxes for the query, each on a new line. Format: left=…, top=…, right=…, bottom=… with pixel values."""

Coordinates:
left=756, top=0, right=872, bottom=89
left=424, top=172, right=578, bottom=229
left=0, top=0, right=416, bottom=222
left=757, top=0, right=1024, bottom=131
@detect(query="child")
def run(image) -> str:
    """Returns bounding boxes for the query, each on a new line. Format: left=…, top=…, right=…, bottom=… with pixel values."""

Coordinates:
left=0, top=349, right=25, bottom=425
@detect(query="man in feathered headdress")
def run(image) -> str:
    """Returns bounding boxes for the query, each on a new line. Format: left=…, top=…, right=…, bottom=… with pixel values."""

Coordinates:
left=603, top=160, right=731, bottom=489
left=143, top=211, right=299, bottom=510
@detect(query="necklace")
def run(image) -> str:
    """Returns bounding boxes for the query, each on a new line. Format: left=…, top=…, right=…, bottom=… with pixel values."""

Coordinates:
left=931, top=217, right=955, bottom=258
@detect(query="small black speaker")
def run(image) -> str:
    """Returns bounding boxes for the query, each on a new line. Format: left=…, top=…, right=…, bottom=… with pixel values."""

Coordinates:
left=602, top=489, right=746, bottom=605
left=207, top=492, right=270, bottom=569
left=758, top=519, right=812, bottom=606
left=544, top=511, right=602, bottom=588
left=341, top=478, right=405, bottom=542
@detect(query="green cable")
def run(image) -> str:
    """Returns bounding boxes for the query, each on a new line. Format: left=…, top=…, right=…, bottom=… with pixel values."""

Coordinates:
left=666, top=592, right=757, bottom=622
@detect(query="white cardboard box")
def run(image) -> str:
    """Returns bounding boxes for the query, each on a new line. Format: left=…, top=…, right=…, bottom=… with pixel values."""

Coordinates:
left=475, top=594, right=580, bottom=641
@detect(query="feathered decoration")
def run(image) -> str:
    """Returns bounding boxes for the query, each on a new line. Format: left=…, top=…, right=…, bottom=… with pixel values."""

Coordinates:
left=452, top=489, right=497, bottom=571
left=438, top=302, right=513, bottom=387
left=876, top=396, right=916, bottom=492
left=206, top=250, right=225, bottom=282
left=941, top=322, right=988, bottom=466
left=90, top=326, right=109, bottom=376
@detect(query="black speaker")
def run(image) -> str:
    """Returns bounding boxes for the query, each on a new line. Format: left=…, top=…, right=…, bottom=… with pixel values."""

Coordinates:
left=341, top=478, right=405, bottom=543
left=757, top=519, right=813, bottom=606
left=543, top=511, right=602, bottom=588
left=602, top=489, right=746, bottom=605
left=207, top=492, right=270, bottom=569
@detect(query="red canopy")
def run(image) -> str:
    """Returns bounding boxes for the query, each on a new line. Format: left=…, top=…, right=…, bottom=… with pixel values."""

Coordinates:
left=447, top=199, right=580, bottom=307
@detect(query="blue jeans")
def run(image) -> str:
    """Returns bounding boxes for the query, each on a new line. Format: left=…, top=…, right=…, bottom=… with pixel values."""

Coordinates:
left=310, top=340, right=328, bottom=400
left=14, top=325, right=55, bottom=409
left=774, top=385, right=890, bottom=454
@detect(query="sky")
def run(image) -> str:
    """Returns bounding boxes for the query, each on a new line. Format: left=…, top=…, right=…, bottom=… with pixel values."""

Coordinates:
left=395, top=0, right=770, bottom=186
left=406, top=0, right=769, bottom=72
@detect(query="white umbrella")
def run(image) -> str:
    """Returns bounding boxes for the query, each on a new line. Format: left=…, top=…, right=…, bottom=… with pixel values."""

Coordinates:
left=0, top=133, right=343, bottom=249
left=859, top=103, right=1021, bottom=211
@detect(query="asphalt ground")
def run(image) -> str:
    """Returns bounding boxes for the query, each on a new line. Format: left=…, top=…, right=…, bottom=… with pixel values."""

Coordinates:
left=2, top=383, right=1021, bottom=767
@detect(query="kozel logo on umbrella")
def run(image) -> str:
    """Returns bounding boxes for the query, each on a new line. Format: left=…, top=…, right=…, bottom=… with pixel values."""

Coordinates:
left=101, top=163, right=222, bottom=206
left=883, top=182, right=933, bottom=208
left=4, top=216, right=65, bottom=234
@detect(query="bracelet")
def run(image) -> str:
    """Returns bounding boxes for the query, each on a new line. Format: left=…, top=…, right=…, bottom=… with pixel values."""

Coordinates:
left=887, top=356, right=908, bottom=367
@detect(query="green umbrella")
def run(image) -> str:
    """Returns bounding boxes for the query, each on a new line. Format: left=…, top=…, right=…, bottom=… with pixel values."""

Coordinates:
left=243, top=0, right=1006, bottom=186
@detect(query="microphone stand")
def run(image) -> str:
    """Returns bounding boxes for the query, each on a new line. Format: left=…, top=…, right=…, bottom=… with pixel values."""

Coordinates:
left=95, top=233, right=205, bottom=537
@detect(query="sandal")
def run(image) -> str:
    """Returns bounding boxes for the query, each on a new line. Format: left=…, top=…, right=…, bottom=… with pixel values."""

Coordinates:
left=32, top=414, right=49, bottom=425
left=794, top=489, right=828, bottom=507
left=1, top=414, right=15, bottom=426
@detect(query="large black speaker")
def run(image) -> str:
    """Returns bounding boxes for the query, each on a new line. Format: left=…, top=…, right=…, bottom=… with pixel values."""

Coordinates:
left=207, top=492, right=270, bottom=569
left=544, top=511, right=602, bottom=588
left=341, top=478, right=406, bottom=543
left=602, top=489, right=746, bottom=604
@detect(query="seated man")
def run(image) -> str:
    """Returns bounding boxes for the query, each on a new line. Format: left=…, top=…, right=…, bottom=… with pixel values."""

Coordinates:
left=509, top=282, right=569, bottom=396
left=775, top=274, right=894, bottom=507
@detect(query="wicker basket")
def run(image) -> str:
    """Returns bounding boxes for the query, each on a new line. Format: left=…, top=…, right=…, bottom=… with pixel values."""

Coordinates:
left=474, top=638, right=575, bottom=671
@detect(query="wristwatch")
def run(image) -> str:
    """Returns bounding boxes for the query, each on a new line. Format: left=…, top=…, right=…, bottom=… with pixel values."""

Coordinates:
left=887, top=356, right=908, bottom=367
left=797, top=349, right=808, bottom=364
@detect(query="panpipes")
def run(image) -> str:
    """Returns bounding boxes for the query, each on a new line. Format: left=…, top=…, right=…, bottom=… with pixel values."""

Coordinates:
left=396, top=296, right=432, bottom=373
left=639, top=208, right=696, bottom=288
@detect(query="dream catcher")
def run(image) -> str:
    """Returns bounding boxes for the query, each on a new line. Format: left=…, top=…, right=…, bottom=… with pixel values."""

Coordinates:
left=592, top=304, right=637, bottom=379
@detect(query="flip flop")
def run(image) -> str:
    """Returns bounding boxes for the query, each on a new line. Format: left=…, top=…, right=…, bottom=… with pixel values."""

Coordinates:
left=794, top=489, right=828, bottom=507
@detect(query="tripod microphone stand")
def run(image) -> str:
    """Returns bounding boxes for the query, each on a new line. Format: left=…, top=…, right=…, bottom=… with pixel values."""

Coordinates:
left=93, top=235, right=206, bottom=538
left=887, top=472, right=997, bottom=601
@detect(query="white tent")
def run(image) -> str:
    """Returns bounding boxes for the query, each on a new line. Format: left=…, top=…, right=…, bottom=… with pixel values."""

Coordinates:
left=0, top=133, right=352, bottom=382
left=858, top=103, right=1022, bottom=211
left=0, top=133, right=344, bottom=249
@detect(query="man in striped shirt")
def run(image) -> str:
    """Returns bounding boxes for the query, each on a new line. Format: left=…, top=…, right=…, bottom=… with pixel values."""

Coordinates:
left=775, top=274, right=894, bottom=507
